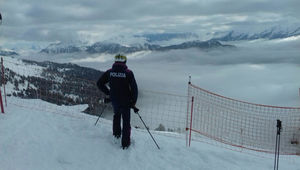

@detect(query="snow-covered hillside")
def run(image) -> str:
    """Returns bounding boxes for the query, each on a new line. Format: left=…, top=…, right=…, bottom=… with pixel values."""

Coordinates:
left=1, top=98, right=300, bottom=170
left=0, top=48, right=18, bottom=56
left=3, top=56, right=105, bottom=113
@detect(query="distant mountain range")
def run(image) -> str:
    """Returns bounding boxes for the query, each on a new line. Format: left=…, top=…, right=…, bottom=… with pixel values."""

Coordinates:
left=40, top=40, right=235, bottom=54
left=134, top=32, right=199, bottom=42
left=39, top=25, right=300, bottom=55
left=213, top=26, right=300, bottom=41
left=2, top=25, right=300, bottom=56
left=40, top=42, right=87, bottom=54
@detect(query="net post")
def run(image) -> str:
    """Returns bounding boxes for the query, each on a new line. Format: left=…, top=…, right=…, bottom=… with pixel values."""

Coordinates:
left=1, top=57, right=7, bottom=107
left=0, top=88, right=3, bottom=113
left=189, top=96, right=194, bottom=147
left=186, top=76, right=191, bottom=147
left=0, top=90, right=3, bottom=113
left=0, top=57, right=4, bottom=113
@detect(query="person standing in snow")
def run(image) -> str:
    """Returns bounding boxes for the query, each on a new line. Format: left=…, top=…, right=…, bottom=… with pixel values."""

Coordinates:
left=97, top=54, right=138, bottom=149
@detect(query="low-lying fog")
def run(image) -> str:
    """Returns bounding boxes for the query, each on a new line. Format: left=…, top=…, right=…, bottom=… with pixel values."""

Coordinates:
left=21, top=38, right=300, bottom=107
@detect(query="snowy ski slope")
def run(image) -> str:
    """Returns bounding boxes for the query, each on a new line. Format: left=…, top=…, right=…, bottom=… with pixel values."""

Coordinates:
left=1, top=98, right=300, bottom=170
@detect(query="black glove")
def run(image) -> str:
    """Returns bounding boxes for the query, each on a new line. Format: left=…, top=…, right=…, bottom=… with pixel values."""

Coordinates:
left=99, top=97, right=111, bottom=104
left=132, top=106, right=139, bottom=113
left=104, top=97, right=111, bottom=103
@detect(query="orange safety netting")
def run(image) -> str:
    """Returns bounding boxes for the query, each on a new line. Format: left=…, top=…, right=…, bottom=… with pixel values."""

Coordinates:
left=187, top=83, right=300, bottom=155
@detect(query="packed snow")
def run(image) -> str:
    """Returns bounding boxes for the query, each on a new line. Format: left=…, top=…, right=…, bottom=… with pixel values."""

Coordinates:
left=3, top=56, right=44, bottom=78
left=1, top=98, right=300, bottom=170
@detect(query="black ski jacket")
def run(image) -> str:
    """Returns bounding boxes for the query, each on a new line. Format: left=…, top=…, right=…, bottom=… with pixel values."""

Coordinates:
left=97, top=62, right=138, bottom=107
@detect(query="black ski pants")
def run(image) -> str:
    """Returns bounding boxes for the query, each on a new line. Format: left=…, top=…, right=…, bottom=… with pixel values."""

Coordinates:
left=112, top=105, right=131, bottom=147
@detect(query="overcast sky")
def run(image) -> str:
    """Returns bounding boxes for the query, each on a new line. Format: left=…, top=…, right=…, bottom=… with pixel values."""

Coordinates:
left=0, top=0, right=300, bottom=44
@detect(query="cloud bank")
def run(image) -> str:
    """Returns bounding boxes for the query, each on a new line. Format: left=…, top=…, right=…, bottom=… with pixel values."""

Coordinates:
left=0, top=0, right=300, bottom=44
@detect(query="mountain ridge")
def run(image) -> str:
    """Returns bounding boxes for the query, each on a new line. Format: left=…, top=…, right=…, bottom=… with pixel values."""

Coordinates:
left=40, top=40, right=235, bottom=54
left=213, top=26, right=300, bottom=41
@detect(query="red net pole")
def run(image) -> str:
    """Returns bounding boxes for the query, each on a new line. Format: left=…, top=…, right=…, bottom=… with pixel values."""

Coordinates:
left=1, top=57, right=7, bottom=107
left=189, top=96, right=194, bottom=147
left=186, top=81, right=191, bottom=147
left=0, top=87, right=4, bottom=113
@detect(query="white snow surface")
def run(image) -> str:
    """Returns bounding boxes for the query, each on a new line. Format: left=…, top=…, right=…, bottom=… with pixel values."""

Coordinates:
left=1, top=98, right=300, bottom=170
left=3, top=56, right=44, bottom=77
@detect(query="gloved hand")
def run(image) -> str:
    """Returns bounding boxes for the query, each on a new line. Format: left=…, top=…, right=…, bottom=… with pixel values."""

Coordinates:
left=99, top=97, right=111, bottom=104
left=131, top=106, right=139, bottom=113
left=104, top=97, right=111, bottom=103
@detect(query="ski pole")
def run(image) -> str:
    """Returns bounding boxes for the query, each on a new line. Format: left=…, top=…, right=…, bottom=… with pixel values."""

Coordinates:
left=94, top=98, right=109, bottom=126
left=94, top=105, right=106, bottom=126
left=132, top=106, right=160, bottom=150
left=274, top=119, right=282, bottom=170
left=274, top=130, right=278, bottom=170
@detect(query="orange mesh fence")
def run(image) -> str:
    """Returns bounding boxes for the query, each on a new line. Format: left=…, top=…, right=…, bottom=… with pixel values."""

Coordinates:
left=187, top=83, right=300, bottom=155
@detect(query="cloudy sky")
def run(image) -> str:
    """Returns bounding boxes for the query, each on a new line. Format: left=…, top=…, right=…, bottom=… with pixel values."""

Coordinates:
left=0, top=0, right=300, bottom=45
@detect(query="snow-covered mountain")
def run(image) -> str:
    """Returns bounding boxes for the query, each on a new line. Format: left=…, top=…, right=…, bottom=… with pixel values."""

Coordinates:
left=85, top=42, right=160, bottom=54
left=134, top=32, right=199, bottom=43
left=37, top=25, right=300, bottom=55
left=3, top=57, right=105, bottom=115
left=40, top=42, right=88, bottom=54
left=40, top=40, right=234, bottom=54
left=0, top=48, right=18, bottom=56
left=157, top=40, right=234, bottom=51
left=3, top=25, right=298, bottom=56
left=213, top=26, right=300, bottom=41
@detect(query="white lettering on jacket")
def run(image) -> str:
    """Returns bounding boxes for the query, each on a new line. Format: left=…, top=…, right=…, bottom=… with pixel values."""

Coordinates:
left=110, top=72, right=126, bottom=78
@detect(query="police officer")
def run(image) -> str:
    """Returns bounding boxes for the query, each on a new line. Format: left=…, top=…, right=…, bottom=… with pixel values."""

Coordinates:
left=97, top=54, right=138, bottom=149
